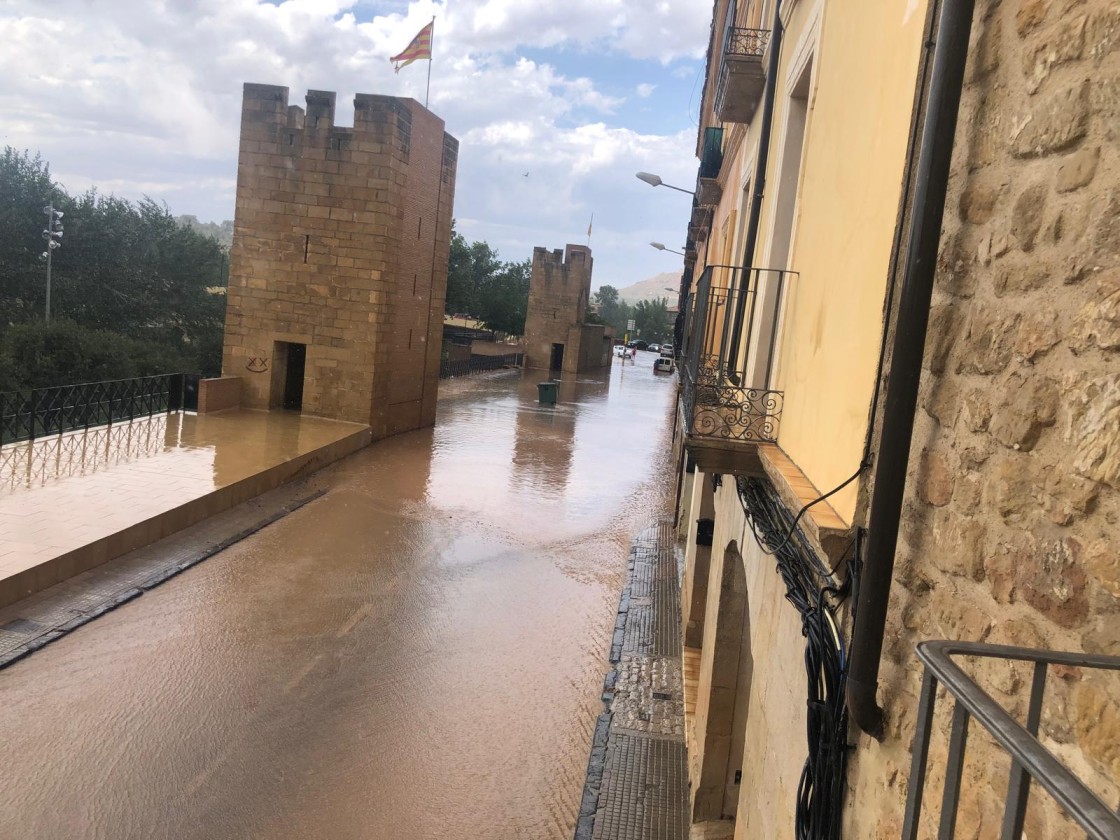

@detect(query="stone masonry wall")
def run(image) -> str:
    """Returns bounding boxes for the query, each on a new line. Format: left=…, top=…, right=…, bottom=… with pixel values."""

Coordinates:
left=847, top=2, right=1120, bottom=837
left=522, top=244, right=594, bottom=372
left=223, top=85, right=456, bottom=438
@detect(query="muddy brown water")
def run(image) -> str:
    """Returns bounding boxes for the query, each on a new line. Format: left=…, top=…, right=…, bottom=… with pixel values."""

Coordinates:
left=0, top=358, right=677, bottom=839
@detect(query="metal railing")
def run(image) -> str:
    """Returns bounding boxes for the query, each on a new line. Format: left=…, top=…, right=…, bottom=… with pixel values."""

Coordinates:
left=723, top=25, right=770, bottom=58
left=0, top=373, right=197, bottom=446
left=440, top=352, right=523, bottom=379
left=681, top=265, right=790, bottom=444
left=1, top=413, right=169, bottom=492
left=904, top=640, right=1120, bottom=840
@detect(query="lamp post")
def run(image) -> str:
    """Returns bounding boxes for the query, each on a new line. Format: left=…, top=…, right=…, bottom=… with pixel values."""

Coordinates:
left=41, top=205, right=64, bottom=321
left=650, top=241, right=685, bottom=256
left=635, top=172, right=695, bottom=196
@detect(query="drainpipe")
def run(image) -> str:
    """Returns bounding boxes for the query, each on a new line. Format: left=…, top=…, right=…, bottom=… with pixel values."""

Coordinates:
left=847, top=0, right=976, bottom=738
left=726, top=4, right=782, bottom=374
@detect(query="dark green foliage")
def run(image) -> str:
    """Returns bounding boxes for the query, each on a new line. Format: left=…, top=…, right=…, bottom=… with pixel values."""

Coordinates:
left=593, top=284, right=631, bottom=337
left=0, top=147, right=228, bottom=390
left=445, top=222, right=531, bottom=336
left=632, top=297, right=672, bottom=343
left=0, top=320, right=194, bottom=392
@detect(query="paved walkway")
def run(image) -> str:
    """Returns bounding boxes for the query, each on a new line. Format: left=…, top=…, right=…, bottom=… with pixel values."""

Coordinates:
left=576, top=520, right=689, bottom=840
left=0, top=409, right=367, bottom=605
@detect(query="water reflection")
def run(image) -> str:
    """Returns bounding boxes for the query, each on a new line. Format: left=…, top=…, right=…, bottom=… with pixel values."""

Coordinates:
left=0, top=358, right=677, bottom=840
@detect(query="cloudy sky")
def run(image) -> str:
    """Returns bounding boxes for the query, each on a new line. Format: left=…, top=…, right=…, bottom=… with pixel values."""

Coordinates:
left=1, top=0, right=709, bottom=289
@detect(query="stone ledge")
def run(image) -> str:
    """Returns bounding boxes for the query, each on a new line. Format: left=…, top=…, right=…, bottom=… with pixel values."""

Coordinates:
left=756, top=443, right=852, bottom=569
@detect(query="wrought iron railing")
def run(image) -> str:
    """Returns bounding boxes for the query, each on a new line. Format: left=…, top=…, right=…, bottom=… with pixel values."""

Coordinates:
left=681, top=265, right=790, bottom=444
left=440, top=352, right=523, bottom=379
left=0, top=374, right=197, bottom=446
left=715, top=26, right=770, bottom=124
left=903, top=640, right=1120, bottom=840
left=723, top=26, right=770, bottom=58
left=1, top=413, right=169, bottom=492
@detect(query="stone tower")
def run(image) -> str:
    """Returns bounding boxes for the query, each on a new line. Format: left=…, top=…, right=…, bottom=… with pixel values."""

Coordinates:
left=222, top=84, right=458, bottom=438
left=522, top=244, right=609, bottom=373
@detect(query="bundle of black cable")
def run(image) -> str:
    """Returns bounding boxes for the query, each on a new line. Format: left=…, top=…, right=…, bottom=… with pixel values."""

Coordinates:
left=736, top=475, right=856, bottom=840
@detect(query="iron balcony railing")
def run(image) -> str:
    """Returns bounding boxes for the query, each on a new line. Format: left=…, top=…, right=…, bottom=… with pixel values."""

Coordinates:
left=681, top=265, right=791, bottom=445
left=715, top=27, right=770, bottom=124
left=904, top=640, right=1120, bottom=840
left=0, top=373, right=198, bottom=446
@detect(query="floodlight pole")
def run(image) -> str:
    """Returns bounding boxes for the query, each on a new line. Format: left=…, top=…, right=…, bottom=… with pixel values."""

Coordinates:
left=42, top=205, right=64, bottom=322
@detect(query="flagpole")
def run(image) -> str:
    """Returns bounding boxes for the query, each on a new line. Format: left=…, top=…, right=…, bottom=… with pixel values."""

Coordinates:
left=425, top=16, right=434, bottom=109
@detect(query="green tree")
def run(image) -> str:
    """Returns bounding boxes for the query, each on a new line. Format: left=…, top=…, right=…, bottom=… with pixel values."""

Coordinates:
left=0, top=320, right=194, bottom=392
left=444, top=222, right=531, bottom=336
left=475, top=259, right=530, bottom=336
left=593, top=285, right=633, bottom=338
left=633, top=297, right=672, bottom=343
left=0, top=146, right=229, bottom=384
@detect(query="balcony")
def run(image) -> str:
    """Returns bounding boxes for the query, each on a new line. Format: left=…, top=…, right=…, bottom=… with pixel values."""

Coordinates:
left=696, top=177, right=722, bottom=207
left=714, top=27, right=770, bottom=125
left=698, top=126, right=724, bottom=179
left=680, top=265, right=791, bottom=475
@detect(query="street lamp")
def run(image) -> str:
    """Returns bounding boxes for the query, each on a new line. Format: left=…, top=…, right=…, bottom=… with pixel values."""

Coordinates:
left=635, top=171, right=695, bottom=196
left=650, top=241, right=685, bottom=256
left=41, top=205, right=64, bottom=321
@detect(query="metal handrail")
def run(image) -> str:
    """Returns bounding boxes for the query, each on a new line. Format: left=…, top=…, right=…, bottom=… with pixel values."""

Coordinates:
left=903, top=640, right=1120, bottom=840
left=0, top=373, right=195, bottom=446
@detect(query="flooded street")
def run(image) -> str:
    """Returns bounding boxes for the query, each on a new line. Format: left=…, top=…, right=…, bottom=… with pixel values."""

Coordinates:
left=0, top=358, right=676, bottom=840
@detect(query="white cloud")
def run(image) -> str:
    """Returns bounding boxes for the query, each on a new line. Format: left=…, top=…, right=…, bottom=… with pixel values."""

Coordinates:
left=0, top=0, right=708, bottom=286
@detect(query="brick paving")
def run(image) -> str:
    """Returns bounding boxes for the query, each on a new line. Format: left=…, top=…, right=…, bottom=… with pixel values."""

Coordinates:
left=576, top=520, right=689, bottom=840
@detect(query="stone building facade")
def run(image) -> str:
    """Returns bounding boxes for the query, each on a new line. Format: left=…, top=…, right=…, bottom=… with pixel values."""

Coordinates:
left=670, top=0, right=1120, bottom=838
left=848, top=2, right=1120, bottom=835
left=222, top=84, right=457, bottom=439
left=522, top=244, right=610, bottom=373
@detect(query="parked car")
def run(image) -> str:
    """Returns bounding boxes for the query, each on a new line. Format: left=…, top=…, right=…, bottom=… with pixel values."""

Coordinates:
left=626, top=340, right=649, bottom=351
left=653, top=356, right=674, bottom=374
left=660, top=343, right=674, bottom=356
left=648, top=343, right=661, bottom=353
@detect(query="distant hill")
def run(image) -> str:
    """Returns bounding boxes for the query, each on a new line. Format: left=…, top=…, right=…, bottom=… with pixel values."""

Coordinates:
left=614, top=271, right=680, bottom=305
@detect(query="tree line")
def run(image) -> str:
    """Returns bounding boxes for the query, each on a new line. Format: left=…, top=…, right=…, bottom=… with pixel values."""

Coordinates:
left=445, top=225, right=531, bottom=337
left=0, top=147, right=228, bottom=392
left=592, top=285, right=673, bottom=344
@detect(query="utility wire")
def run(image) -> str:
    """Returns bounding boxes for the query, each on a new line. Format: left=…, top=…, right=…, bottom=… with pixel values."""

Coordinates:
left=736, top=477, right=857, bottom=840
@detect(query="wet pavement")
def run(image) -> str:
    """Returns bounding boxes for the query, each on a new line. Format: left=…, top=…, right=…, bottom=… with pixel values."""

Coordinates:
left=0, top=356, right=677, bottom=840
left=0, top=409, right=365, bottom=579
left=576, top=521, right=689, bottom=840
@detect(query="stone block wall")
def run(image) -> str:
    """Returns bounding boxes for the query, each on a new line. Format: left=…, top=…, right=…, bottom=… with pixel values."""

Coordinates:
left=847, top=2, right=1120, bottom=836
left=222, top=84, right=457, bottom=439
left=523, top=244, right=604, bottom=373
left=197, top=376, right=242, bottom=413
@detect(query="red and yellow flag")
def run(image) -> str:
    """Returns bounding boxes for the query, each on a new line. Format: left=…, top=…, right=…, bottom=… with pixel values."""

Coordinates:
left=390, top=21, right=433, bottom=73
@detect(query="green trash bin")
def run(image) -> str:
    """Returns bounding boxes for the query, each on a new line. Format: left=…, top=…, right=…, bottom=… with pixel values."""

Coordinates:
left=537, top=380, right=559, bottom=405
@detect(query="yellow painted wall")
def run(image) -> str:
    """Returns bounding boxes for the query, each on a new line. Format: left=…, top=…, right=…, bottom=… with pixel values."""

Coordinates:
left=763, top=0, right=929, bottom=520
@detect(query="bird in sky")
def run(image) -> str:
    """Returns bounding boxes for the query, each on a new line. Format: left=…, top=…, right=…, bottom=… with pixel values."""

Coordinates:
left=522, top=171, right=529, bottom=177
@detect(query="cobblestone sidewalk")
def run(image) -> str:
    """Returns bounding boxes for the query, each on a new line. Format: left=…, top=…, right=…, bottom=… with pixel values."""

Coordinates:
left=576, top=520, right=689, bottom=840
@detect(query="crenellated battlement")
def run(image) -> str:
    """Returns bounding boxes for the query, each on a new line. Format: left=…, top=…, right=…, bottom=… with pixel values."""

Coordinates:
left=531, top=244, right=593, bottom=284
left=240, top=84, right=431, bottom=156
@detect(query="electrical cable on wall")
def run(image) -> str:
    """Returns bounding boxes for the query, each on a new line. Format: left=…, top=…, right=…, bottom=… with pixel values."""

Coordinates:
left=737, top=475, right=859, bottom=840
